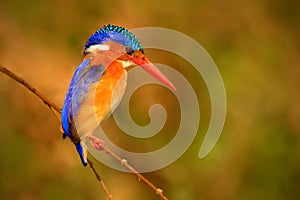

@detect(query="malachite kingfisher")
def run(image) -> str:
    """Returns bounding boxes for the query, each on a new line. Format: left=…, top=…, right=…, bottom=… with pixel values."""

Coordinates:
left=61, top=24, right=176, bottom=166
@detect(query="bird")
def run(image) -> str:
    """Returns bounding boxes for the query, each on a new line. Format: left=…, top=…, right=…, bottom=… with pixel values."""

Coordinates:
left=61, top=24, right=176, bottom=166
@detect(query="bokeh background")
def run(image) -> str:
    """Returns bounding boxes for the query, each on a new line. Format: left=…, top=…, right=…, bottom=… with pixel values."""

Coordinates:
left=0, top=0, right=299, bottom=199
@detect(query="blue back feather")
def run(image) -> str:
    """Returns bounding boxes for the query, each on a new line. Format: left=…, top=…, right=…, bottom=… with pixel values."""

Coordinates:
left=62, top=59, right=105, bottom=135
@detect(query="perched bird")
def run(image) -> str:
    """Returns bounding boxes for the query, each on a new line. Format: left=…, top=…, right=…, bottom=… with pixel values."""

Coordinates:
left=61, top=24, right=176, bottom=166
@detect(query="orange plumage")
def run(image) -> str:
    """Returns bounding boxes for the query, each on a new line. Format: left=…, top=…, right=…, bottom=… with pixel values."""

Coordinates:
left=94, top=61, right=127, bottom=122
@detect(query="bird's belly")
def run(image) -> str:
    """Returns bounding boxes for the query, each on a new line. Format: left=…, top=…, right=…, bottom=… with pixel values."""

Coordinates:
left=94, top=61, right=127, bottom=123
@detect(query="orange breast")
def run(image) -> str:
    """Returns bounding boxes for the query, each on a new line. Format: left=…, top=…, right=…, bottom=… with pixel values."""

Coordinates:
left=94, top=60, right=127, bottom=122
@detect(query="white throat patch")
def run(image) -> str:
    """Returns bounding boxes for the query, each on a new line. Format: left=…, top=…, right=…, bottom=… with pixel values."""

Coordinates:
left=117, top=60, right=135, bottom=68
left=86, top=44, right=110, bottom=52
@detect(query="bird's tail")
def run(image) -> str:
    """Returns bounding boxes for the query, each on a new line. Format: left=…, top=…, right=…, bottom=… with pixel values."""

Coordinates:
left=75, top=141, right=88, bottom=166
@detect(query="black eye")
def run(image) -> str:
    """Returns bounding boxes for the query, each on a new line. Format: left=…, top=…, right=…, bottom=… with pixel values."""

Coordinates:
left=126, top=46, right=134, bottom=55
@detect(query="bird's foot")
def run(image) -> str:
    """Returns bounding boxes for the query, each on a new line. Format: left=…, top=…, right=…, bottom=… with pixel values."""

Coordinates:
left=87, top=135, right=105, bottom=151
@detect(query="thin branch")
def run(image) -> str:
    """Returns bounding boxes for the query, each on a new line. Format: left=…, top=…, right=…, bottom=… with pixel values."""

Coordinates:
left=88, top=135, right=168, bottom=200
left=0, top=65, right=168, bottom=200
left=0, top=65, right=111, bottom=199
left=87, top=159, right=113, bottom=200
left=0, top=65, right=61, bottom=114
left=104, top=150, right=167, bottom=199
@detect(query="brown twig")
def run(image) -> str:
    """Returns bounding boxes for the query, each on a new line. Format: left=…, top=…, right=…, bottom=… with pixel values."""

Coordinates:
left=88, top=135, right=167, bottom=200
left=0, top=65, right=112, bottom=199
left=0, top=65, right=61, bottom=114
left=0, top=65, right=168, bottom=200
left=100, top=144, right=167, bottom=200
left=87, top=159, right=113, bottom=200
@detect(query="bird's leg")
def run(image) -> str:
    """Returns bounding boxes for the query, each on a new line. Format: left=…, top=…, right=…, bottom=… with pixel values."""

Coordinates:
left=87, top=135, right=105, bottom=151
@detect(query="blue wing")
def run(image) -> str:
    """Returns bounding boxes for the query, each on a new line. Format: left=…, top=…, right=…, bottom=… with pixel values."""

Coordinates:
left=62, top=58, right=105, bottom=166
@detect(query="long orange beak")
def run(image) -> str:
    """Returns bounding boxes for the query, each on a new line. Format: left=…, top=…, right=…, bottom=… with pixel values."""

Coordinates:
left=131, top=57, right=176, bottom=91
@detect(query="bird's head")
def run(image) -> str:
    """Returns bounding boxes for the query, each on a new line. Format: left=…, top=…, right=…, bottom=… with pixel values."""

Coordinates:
left=84, top=24, right=176, bottom=91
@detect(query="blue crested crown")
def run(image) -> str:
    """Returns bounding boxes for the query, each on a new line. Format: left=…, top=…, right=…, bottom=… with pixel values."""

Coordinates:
left=84, top=24, right=143, bottom=52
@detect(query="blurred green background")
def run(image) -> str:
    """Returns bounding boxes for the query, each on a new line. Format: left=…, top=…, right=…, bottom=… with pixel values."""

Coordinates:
left=0, top=0, right=299, bottom=199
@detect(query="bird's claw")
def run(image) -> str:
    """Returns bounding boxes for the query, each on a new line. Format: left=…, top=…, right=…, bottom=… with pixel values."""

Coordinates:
left=87, top=135, right=105, bottom=151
